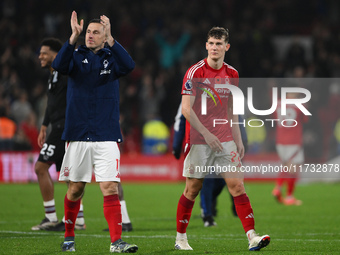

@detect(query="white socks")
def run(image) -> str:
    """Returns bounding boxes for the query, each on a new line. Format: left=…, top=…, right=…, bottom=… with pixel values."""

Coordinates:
left=75, top=203, right=85, bottom=225
left=176, top=232, right=187, bottom=240
left=246, top=229, right=256, bottom=242
left=44, top=200, right=85, bottom=225
left=120, top=200, right=131, bottom=224
left=44, top=199, right=58, bottom=222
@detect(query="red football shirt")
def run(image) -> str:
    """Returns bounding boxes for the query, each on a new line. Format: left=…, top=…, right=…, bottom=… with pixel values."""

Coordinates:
left=181, top=58, right=239, bottom=145
left=275, top=100, right=308, bottom=145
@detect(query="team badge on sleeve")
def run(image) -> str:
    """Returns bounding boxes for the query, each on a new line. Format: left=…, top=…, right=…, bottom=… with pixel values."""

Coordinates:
left=185, top=79, right=193, bottom=90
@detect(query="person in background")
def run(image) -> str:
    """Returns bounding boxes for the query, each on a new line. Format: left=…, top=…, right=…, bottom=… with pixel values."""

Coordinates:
left=32, top=38, right=86, bottom=231
left=272, top=91, right=308, bottom=205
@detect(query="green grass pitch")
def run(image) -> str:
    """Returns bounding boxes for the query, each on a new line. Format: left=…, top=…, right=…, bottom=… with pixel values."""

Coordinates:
left=0, top=181, right=339, bottom=254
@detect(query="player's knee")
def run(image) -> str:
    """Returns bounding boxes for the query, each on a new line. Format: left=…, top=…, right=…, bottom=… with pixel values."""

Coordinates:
left=68, top=187, right=84, bottom=200
left=34, top=164, right=40, bottom=175
left=228, top=181, right=245, bottom=197
left=34, top=162, right=46, bottom=176
left=184, top=190, right=199, bottom=200
left=184, top=186, right=201, bottom=200
left=68, top=182, right=86, bottom=200
left=100, top=181, right=118, bottom=196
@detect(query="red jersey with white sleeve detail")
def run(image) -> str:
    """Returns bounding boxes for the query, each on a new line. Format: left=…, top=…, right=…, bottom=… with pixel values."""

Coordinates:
left=181, top=58, right=239, bottom=145
left=275, top=99, right=308, bottom=145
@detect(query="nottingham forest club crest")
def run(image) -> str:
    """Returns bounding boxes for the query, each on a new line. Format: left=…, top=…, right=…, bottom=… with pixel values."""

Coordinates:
left=103, top=59, right=109, bottom=68
left=64, top=167, right=70, bottom=177
left=100, top=59, right=111, bottom=75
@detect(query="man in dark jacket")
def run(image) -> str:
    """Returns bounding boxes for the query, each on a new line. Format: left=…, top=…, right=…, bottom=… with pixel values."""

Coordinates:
left=52, top=11, right=137, bottom=253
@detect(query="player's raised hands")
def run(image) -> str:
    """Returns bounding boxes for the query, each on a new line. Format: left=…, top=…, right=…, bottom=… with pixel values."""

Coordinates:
left=69, top=11, right=84, bottom=45
left=100, top=15, right=111, bottom=37
left=100, top=15, right=115, bottom=46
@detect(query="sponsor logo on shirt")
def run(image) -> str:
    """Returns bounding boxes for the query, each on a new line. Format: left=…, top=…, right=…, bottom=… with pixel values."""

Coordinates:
left=182, top=90, right=192, bottom=95
left=100, top=59, right=111, bottom=75
left=100, top=69, right=111, bottom=75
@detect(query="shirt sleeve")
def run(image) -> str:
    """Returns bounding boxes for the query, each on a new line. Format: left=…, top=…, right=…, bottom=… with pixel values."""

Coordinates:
left=110, top=41, right=135, bottom=77
left=181, top=67, right=198, bottom=97
left=52, top=41, right=76, bottom=75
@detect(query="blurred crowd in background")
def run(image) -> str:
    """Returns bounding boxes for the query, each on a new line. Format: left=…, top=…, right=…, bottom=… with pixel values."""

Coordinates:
left=1, top=0, right=340, bottom=162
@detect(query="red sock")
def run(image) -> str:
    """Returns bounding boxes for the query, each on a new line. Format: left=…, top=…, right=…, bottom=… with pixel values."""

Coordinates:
left=276, top=172, right=286, bottom=187
left=176, top=194, right=195, bottom=234
left=287, top=177, right=297, bottom=196
left=64, top=195, right=81, bottom=238
left=233, top=193, right=255, bottom=233
left=103, top=195, right=122, bottom=243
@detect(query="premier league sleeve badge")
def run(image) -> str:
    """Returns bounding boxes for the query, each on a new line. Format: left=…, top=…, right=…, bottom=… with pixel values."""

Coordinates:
left=185, top=79, right=193, bottom=90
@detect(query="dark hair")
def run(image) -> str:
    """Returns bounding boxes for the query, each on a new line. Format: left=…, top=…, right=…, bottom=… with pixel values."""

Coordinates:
left=41, top=38, right=62, bottom=52
left=88, top=19, right=101, bottom=25
left=207, top=27, right=229, bottom=43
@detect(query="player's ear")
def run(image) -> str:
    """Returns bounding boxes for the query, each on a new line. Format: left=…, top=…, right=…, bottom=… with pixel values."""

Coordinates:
left=206, top=42, right=209, bottom=51
left=226, top=43, right=230, bottom=52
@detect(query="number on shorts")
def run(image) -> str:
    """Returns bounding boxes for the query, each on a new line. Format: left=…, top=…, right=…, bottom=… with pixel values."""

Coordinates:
left=40, top=144, right=56, bottom=156
left=116, top=159, right=120, bottom=170
left=231, top=151, right=240, bottom=163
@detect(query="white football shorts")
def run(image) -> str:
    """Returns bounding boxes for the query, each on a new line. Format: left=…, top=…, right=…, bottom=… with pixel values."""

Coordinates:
left=59, top=141, right=121, bottom=183
left=183, top=141, right=242, bottom=179
left=276, top=144, right=304, bottom=164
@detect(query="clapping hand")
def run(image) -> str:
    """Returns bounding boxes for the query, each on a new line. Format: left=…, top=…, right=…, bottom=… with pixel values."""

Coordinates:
left=100, top=15, right=114, bottom=46
left=69, top=11, right=84, bottom=45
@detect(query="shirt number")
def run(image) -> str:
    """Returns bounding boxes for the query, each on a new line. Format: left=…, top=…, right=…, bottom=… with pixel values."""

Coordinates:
left=40, top=144, right=56, bottom=156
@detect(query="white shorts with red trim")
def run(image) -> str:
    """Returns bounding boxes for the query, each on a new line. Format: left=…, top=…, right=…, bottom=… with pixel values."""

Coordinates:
left=276, top=144, right=304, bottom=165
left=183, top=141, right=242, bottom=179
left=59, top=141, right=121, bottom=183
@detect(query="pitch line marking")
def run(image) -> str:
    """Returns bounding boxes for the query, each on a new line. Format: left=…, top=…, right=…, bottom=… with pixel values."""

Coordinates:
left=0, top=231, right=339, bottom=242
